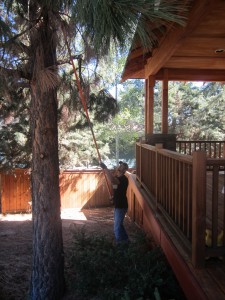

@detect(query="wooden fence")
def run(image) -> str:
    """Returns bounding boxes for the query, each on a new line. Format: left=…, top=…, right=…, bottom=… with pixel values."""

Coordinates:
left=59, top=170, right=110, bottom=209
left=133, top=142, right=225, bottom=268
left=0, top=169, right=110, bottom=214
left=1, top=169, right=31, bottom=214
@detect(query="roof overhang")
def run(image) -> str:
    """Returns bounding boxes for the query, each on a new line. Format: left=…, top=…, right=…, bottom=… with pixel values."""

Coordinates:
left=121, top=0, right=225, bottom=82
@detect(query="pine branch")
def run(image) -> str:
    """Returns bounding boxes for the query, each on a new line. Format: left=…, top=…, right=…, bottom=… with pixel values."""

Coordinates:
left=0, top=65, right=30, bottom=81
left=1, top=39, right=30, bottom=56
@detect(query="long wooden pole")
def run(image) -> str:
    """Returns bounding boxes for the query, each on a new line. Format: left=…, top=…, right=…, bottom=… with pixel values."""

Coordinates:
left=62, top=30, right=112, bottom=198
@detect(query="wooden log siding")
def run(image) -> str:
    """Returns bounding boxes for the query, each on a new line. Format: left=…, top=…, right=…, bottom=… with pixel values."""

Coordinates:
left=0, top=169, right=110, bottom=214
left=134, top=143, right=225, bottom=268
left=176, top=140, right=225, bottom=158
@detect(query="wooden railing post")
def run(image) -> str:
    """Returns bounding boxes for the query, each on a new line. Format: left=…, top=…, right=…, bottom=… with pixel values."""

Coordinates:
left=162, top=69, right=168, bottom=134
left=135, top=142, right=141, bottom=181
left=156, top=144, right=163, bottom=211
left=136, top=143, right=139, bottom=178
left=140, top=142, right=142, bottom=183
left=192, top=151, right=207, bottom=268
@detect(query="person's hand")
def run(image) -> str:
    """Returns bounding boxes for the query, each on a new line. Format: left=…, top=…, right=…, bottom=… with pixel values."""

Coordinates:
left=100, top=162, right=107, bottom=169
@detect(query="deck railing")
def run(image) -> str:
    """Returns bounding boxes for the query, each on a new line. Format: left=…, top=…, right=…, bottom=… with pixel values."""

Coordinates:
left=176, top=140, right=225, bottom=158
left=134, top=142, right=225, bottom=268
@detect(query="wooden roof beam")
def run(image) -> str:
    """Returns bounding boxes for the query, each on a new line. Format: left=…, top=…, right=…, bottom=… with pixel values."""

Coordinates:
left=121, top=70, right=145, bottom=82
left=164, top=57, right=225, bottom=69
left=155, top=68, right=225, bottom=82
left=121, top=52, right=151, bottom=82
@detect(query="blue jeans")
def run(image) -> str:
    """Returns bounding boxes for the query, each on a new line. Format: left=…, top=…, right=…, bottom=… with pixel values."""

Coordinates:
left=114, top=208, right=128, bottom=242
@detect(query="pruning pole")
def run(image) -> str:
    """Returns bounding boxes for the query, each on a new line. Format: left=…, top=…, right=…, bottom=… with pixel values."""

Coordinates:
left=63, top=31, right=112, bottom=199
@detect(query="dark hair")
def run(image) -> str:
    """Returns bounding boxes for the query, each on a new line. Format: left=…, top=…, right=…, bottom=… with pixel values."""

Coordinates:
left=119, top=161, right=128, bottom=170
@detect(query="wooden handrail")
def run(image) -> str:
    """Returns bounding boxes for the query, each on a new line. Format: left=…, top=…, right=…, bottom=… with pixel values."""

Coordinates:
left=176, top=140, right=225, bottom=158
left=158, top=148, right=193, bottom=163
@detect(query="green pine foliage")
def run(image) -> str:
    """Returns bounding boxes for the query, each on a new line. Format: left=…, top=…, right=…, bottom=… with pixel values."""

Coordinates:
left=73, top=0, right=188, bottom=55
left=167, top=82, right=225, bottom=140
left=0, top=70, right=118, bottom=170
left=89, top=89, right=119, bottom=122
left=0, top=6, right=119, bottom=170
left=0, top=77, right=31, bottom=170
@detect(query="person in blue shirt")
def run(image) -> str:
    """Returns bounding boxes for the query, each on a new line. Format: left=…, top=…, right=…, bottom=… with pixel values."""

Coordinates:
left=100, top=161, right=129, bottom=244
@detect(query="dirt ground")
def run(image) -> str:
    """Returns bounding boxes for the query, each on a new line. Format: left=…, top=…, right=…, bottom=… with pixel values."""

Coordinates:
left=0, top=206, right=146, bottom=300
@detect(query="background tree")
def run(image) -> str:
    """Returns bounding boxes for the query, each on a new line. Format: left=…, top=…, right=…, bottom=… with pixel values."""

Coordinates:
left=195, top=82, right=225, bottom=139
left=167, top=82, right=225, bottom=140
left=147, top=81, right=225, bottom=139
left=99, top=79, right=145, bottom=167
left=0, top=1, right=188, bottom=298
left=168, top=82, right=201, bottom=138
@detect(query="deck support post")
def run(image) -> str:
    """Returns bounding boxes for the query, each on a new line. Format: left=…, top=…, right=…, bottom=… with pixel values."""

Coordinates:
left=192, top=151, right=207, bottom=268
left=162, top=69, right=168, bottom=134
left=145, top=76, right=155, bottom=134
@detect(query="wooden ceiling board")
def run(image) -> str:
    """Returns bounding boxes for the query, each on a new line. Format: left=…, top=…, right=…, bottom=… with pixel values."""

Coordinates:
left=172, top=37, right=225, bottom=58
left=191, top=4, right=225, bottom=37
left=121, top=0, right=225, bottom=82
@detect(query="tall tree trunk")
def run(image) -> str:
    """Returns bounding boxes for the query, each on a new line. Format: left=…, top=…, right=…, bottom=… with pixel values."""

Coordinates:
left=29, top=11, right=64, bottom=300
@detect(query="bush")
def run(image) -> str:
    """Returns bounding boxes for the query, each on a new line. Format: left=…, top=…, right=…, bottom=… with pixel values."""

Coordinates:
left=65, top=228, right=185, bottom=300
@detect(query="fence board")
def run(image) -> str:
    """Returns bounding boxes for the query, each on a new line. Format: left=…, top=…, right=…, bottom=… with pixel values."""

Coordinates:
left=59, top=170, right=110, bottom=209
left=1, top=169, right=31, bottom=213
left=0, top=169, right=111, bottom=213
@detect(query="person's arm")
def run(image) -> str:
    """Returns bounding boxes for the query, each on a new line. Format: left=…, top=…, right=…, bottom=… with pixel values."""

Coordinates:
left=99, top=162, right=119, bottom=185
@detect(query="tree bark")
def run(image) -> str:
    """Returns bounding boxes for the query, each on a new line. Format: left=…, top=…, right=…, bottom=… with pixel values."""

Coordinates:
left=29, top=10, right=64, bottom=300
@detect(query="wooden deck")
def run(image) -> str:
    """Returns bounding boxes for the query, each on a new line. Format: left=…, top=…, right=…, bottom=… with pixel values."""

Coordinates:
left=127, top=173, right=225, bottom=300
left=127, top=145, right=225, bottom=300
left=203, top=172, right=225, bottom=298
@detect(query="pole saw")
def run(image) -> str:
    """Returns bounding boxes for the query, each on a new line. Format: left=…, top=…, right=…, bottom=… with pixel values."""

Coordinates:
left=62, top=28, right=113, bottom=199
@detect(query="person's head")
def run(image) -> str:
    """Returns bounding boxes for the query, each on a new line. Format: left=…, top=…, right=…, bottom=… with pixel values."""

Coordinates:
left=117, top=161, right=128, bottom=175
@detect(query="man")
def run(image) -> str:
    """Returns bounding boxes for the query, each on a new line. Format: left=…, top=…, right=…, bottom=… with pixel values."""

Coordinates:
left=100, top=161, right=129, bottom=244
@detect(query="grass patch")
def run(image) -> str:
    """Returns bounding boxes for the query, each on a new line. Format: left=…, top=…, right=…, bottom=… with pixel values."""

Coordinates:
left=65, top=228, right=186, bottom=300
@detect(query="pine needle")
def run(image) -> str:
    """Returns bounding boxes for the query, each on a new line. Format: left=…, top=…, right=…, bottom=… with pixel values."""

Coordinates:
left=36, top=67, right=61, bottom=92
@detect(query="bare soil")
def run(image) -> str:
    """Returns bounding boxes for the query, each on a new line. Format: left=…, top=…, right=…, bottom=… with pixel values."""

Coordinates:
left=0, top=207, right=146, bottom=300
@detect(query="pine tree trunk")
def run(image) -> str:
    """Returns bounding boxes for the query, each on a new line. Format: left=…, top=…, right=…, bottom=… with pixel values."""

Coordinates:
left=29, top=10, right=64, bottom=300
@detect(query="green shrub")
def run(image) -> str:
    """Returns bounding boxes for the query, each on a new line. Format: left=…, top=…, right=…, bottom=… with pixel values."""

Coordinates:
left=65, top=228, right=185, bottom=300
